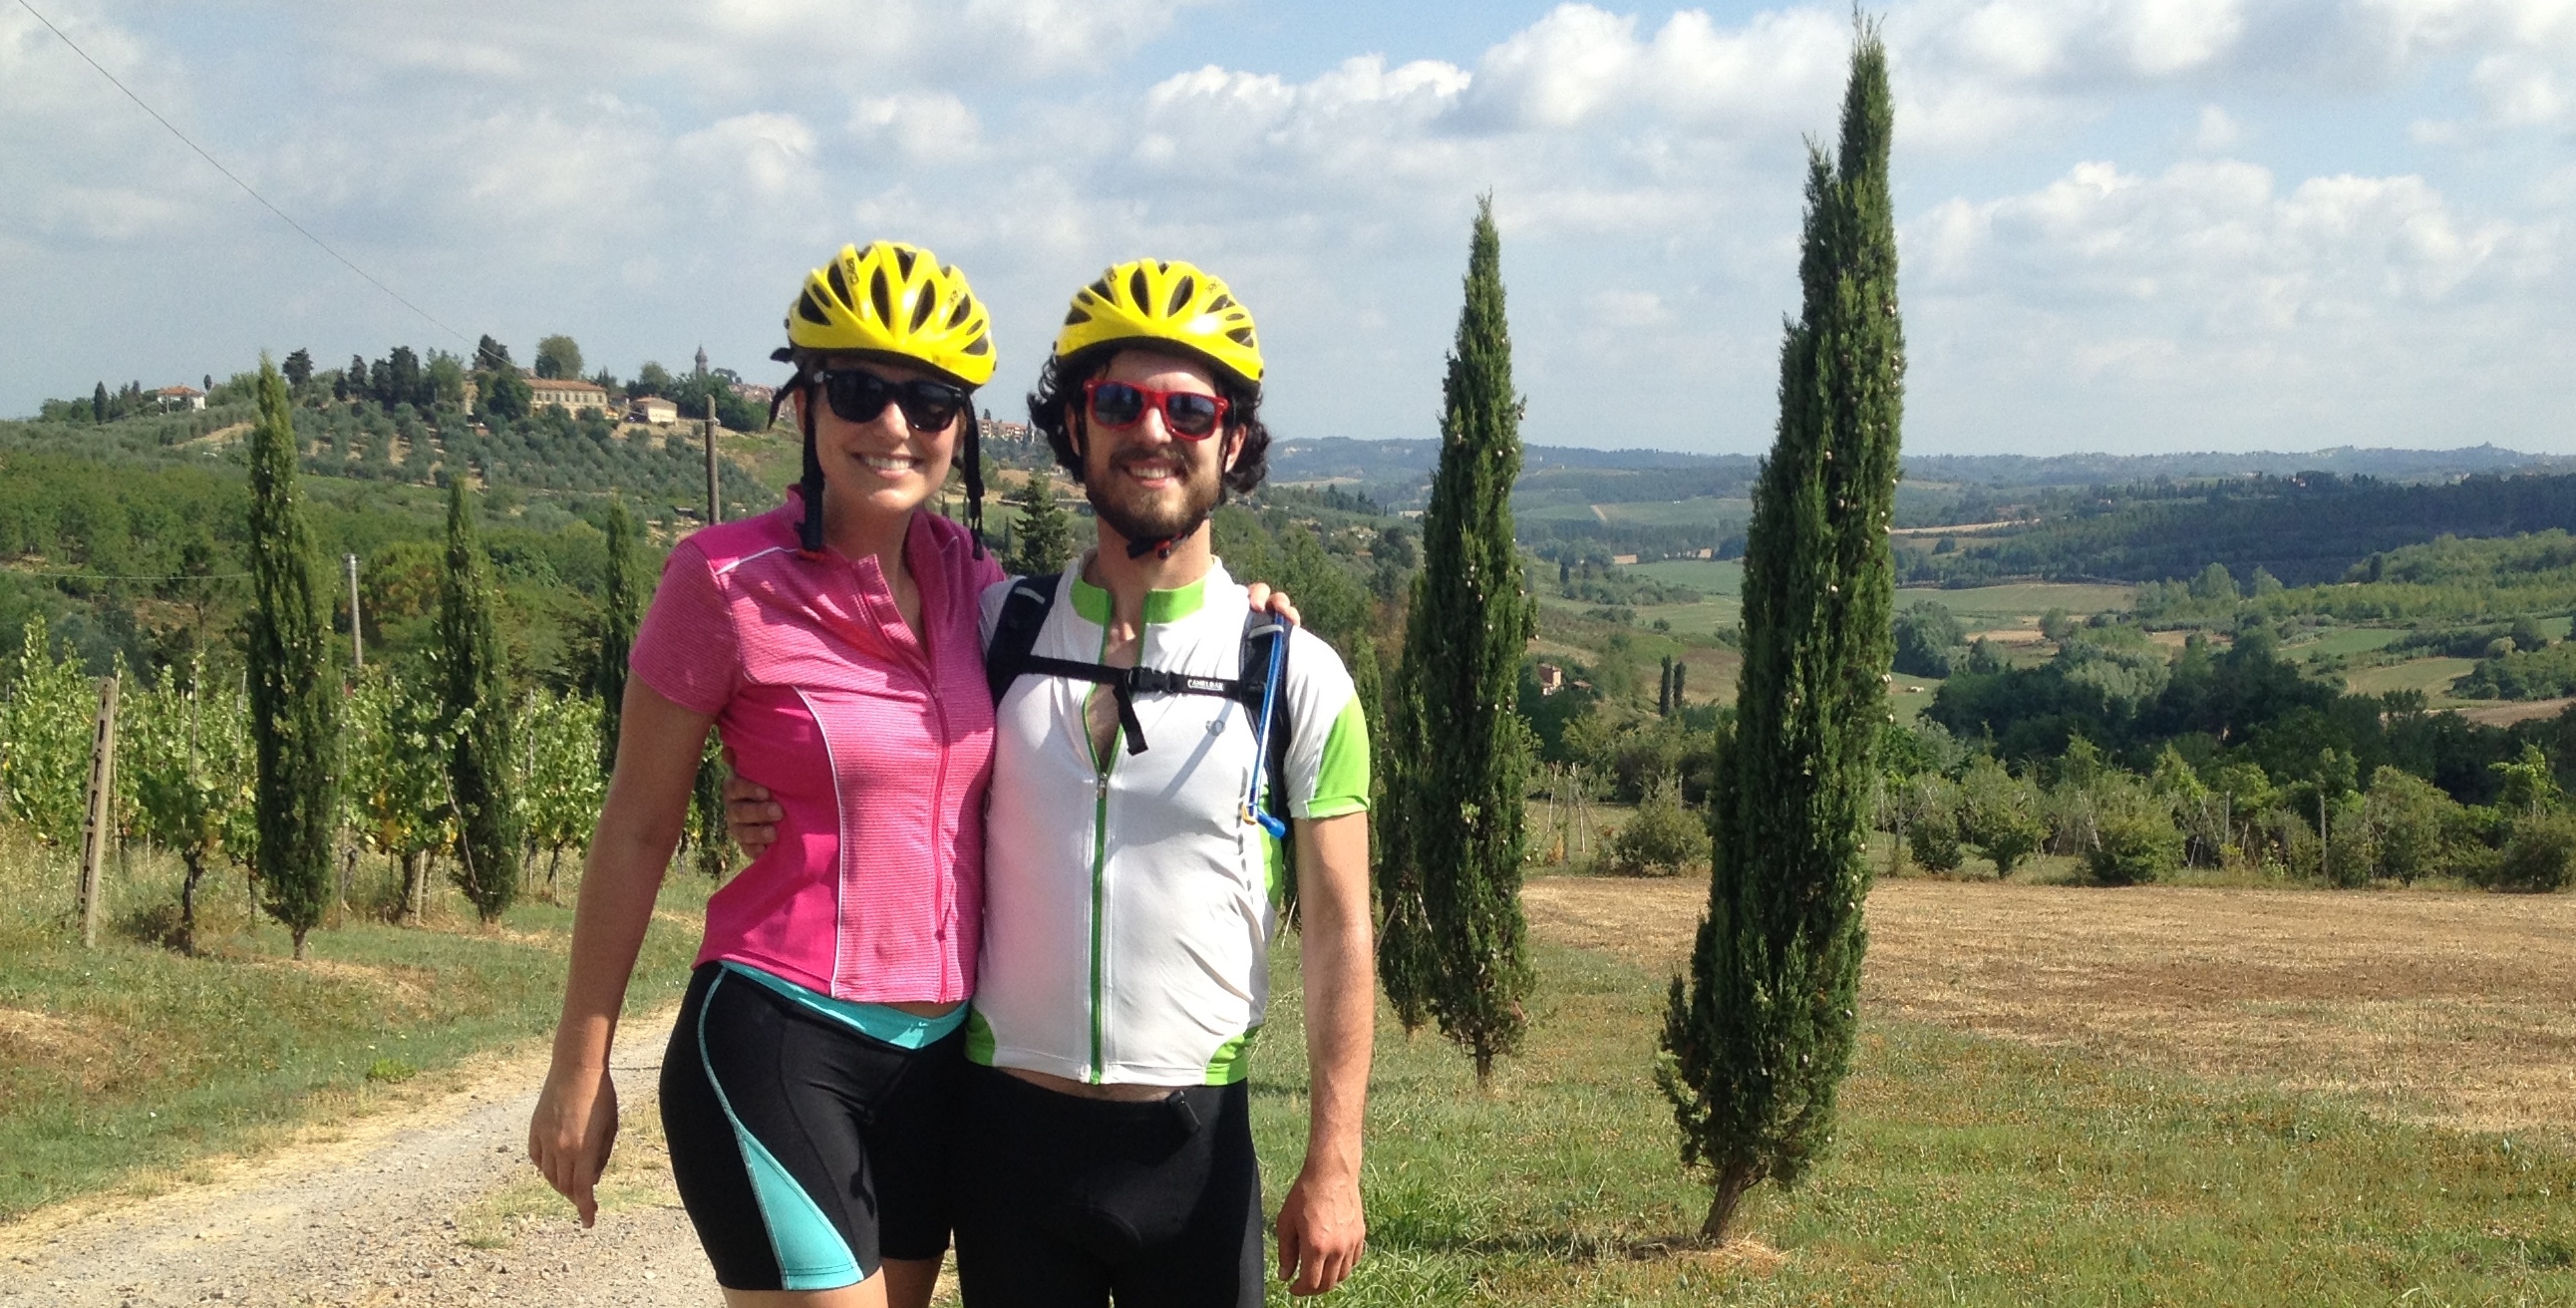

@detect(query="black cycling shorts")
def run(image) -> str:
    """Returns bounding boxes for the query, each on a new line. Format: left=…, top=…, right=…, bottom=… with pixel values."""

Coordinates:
left=659, top=962, right=963, bottom=1291
left=951, top=1064, right=1263, bottom=1308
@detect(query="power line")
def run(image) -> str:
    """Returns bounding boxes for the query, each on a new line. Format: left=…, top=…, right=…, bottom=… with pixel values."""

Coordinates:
left=15, top=0, right=470, bottom=348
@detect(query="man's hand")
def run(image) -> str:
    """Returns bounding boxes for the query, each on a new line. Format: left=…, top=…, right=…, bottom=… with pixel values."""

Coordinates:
left=1276, top=1165, right=1366, bottom=1295
left=723, top=769, right=782, bottom=860
left=527, top=1064, right=620, bottom=1227
left=1244, top=582, right=1300, bottom=626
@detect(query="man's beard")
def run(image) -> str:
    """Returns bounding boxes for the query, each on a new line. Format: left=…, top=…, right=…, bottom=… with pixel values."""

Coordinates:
left=1086, top=449, right=1223, bottom=547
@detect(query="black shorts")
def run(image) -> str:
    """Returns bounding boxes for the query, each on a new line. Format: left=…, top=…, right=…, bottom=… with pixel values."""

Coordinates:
left=952, top=1065, right=1263, bottom=1308
left=658, top=963, right=963, bottom=1291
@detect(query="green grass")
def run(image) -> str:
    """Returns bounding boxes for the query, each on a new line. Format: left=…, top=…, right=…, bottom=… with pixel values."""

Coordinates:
left=2282, top=626, right=2407, bottom=662
left=2348, top=657, right=2477, bottom=703
left=1251, top=935, right=2576, bottom=1305
left=1517, top=498, right=1752, bottom=528
left=1899, top=582, right=2134, bottom=626
left=0, top=834, right=711, bottom=1219
left=1631, top=559, right=1745, bottom=595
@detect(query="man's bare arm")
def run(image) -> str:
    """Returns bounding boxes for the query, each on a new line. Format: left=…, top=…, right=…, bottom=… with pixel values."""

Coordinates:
left=1275, top=811, right=1372, bottom=1296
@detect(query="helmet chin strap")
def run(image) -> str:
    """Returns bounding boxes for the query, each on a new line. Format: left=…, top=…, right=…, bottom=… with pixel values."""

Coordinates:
left=1125, top=523, right=1196, bottom=561
left=796, top=373, right=827, bottom=553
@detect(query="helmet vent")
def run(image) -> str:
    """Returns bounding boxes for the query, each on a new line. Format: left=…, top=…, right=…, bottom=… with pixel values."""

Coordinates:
left=964, top=333, right=991, bottom=355
left=1127, top=267, right=1150, bottom=308
left=909, top=285, right=937, bottom=333
left=1226, top=328, right=1255, bottom=346
left=1207, top=294, right=1233, bottom=312
left=894, top=245, right=918, bottom=277
left=1063, top=308, right=1092, bottom=325
left=825, top=258, right=852, bottom=306
left=1088, top=277, right=1113, bottom=300
left=949, top=296, right=974, bottom=329
left=1167, top=276, right=1194, bottom=317
left=869, top=268, right=894, bottom=325
left=797, top=290, right=833, bottom=325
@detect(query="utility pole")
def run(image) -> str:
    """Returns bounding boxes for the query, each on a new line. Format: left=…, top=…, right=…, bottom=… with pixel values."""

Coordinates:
left=703, top=406, right=721, bottom=525
left=345, top=552, right=364, bottom=670
left=78, top=674, right=121, bottom=949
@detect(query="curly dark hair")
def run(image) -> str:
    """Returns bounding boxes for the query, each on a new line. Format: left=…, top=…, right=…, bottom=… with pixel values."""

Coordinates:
left=1026, top=344, right=1269, bottom=496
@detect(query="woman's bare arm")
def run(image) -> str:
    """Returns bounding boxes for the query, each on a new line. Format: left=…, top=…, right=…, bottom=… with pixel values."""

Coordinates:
left=527, top=678, right=712, bottom=1224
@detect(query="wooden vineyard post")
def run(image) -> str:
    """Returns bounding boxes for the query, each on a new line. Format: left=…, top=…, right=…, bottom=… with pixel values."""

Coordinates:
left=77, top=673, right=121, bottom=948
left=703, top=411, right=722, bottom=525
left=346, top=552, right=365, bottom=670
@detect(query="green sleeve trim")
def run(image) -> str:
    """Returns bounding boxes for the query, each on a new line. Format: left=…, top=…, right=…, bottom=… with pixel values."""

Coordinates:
left=963, top=1007, right=997, bottom=1066
left=1302, top=694, right=1370, bottom=817
left=1204, top=1026, right=1260, bottom=1085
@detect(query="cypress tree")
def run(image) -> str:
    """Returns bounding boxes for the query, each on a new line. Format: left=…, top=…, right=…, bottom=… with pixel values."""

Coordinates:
left=594, top=498, right=640, bottom=776
left=1380, top=195, right=1535, bottom=1088
left=1660, top=655, right=1675, bottom=717
left=1005, top=471, right=1075, bottom=577
left=244, top=357, right=339, bottom=960
left=1657, top=26, right=1905, bottom=1244
left=437, top=476, right=522, bottom=920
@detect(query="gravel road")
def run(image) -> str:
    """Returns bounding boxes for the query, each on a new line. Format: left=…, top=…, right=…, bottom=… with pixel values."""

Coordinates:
left=0, top=1011, right=726, bottom=1307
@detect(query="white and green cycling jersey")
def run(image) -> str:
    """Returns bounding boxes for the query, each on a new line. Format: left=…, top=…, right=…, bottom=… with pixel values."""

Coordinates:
left=967, top=559, right=1369, bottom=1087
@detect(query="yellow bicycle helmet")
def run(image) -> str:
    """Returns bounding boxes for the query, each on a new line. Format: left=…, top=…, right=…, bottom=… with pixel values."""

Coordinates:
left=782, top=240, right=994, bottom=387
left=1053, top=258, right=1262, bottom=387
left=773, top=240, right=992, bottom=553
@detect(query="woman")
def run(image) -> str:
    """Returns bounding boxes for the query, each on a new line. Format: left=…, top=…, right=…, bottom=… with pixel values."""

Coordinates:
left=529, top=240, right=1003, bottom=1308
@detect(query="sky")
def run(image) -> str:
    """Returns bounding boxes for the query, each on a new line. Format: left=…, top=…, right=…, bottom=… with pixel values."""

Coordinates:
left=5, top=0, right=2575, bottom=456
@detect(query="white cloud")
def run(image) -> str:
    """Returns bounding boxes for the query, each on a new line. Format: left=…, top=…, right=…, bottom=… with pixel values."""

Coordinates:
left=1906, top=156, right=2571, bottom=446
left=2190, top=103, right=2244, bottom=150
left=850, top=94, right=980, bottom=160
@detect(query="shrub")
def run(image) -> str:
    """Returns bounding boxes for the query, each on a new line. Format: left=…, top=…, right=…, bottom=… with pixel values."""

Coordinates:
left=1959, top=759, right=2045, bottom=875
left=1906, top=814, right=1964, bottom=872
left=2364, top=767, right=2451, bottom=885
left=2491, top=812, right=2576, bottom=892
left=2088, top=811, right=2182, bottom=886
left=1609, top=777, right=1704, bottom=876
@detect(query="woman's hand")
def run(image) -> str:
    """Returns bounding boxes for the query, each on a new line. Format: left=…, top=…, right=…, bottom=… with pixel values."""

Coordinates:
left=527, top=1063, right=620, bottom=1226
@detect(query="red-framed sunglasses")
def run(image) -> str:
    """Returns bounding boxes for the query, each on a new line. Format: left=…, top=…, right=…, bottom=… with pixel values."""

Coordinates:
left=1082, top=379, right=1230, bottom=440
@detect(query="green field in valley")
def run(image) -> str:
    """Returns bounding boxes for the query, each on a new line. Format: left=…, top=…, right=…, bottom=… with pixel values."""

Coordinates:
left=2281, top=625, right=2407, bottom=662
left=2347, top=656, right=2478, bottom=704
left=1900, top=582, right=2134, bottom=629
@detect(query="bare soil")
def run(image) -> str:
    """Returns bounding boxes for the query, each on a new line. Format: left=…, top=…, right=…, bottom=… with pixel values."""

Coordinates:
left=2458, top=697, right=2576, bottom=727
left=1525, top=875, right=2576, bottom=1136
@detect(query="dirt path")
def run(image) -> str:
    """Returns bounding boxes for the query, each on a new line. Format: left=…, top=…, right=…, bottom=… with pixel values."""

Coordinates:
left=1529, top=875, right=2576, bottom=1136
left=0, top=1010, right=717, bottom=1308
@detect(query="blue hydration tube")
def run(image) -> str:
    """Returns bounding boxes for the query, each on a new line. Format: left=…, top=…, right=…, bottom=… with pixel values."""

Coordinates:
left=1242, top=620, right=1290, bottom=838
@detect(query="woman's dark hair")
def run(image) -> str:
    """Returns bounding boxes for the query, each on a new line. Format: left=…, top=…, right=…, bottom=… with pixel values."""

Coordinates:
left=1026, top=344, right=1268, bottom=496
left=768, top=349, right=984, bottom=555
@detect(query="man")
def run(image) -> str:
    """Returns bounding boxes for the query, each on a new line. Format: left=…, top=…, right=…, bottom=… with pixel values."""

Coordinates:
left=732, top=258, right=1371, bottom=1305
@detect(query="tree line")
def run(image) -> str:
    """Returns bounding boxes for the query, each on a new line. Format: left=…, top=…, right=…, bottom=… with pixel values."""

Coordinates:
left=1911, top=471, right=2576, bottom=588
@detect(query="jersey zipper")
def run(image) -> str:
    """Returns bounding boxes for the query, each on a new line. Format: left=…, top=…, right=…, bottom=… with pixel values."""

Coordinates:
left=1085, top=617, right=1118, bottom=1084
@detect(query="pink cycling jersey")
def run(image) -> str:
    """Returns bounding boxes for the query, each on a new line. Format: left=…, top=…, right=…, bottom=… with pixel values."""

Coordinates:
left=629, top=495, right=1002, bottom=1004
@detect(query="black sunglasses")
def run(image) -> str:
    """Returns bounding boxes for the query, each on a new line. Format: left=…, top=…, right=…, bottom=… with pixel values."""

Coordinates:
left=815, top=368, right=968, bottom=432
